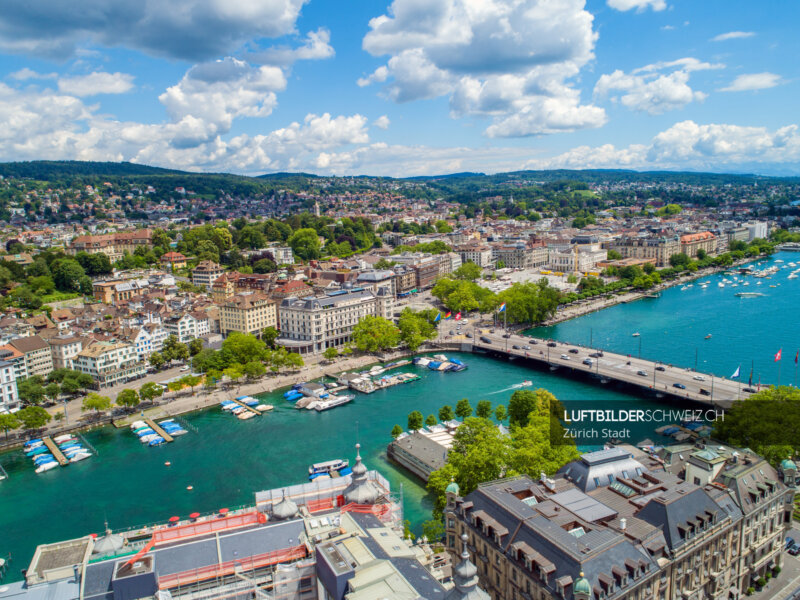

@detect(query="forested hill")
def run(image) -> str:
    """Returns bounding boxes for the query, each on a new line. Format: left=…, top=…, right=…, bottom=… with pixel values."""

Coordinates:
left=0, top=161, right=189, bottom=179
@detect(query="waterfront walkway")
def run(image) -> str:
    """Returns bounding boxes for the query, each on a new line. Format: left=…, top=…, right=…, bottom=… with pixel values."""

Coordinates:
left=438, top=329, right=750, bottom=406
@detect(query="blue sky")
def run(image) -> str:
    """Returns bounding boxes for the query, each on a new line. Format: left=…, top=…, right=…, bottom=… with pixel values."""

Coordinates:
left=0, top=0, right=796, bottom=176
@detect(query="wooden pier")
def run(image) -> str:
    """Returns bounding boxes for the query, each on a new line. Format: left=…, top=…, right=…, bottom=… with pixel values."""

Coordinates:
left=42, top=436, right=69, bottom=466
left=229, top=399, right=260, bottom=416
left=143, top=418, right=174, bottom=443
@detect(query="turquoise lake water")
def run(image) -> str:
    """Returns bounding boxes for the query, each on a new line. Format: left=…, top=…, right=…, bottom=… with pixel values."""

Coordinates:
left=531, top=251, right=800, bottom=386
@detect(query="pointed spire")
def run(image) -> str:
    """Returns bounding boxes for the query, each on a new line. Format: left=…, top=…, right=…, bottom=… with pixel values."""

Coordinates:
left=344, top=442, right=380, bottom=504
left=446, top=533, right=487, bottom=598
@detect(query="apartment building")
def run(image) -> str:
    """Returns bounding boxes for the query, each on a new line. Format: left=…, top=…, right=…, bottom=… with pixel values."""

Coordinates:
left=219, top=292, right=277, bottom=337
left=456, top=244, right=493, bottom=267
left=491, top=241, right=548, bottom=269
left=48, top=335, right=83, bottom=370
left=270, top=246, right=295, bottom=265
left=129, top=323, right=169, bottom=360
left=93, top=279, right=150, bottom=303
left=445, top=444, right=789, bottom=600
left=0, top=360, right=20, bottom=413
left=67, top=229, right=152, bottom=262
left=277, top=289, right=380, bottom=354
left=548, top=244, right=608, bottom=274
left=160, top=251, right=188, bottom=270
left=191, top=260, right=225, bottom=291
left=73, top=342, right=145, bottom=388
left=9, top=335, right=53, bottom=378
left=164, top=312, right=210, bottom=344
left=680, top=231, right=716, bottom=258
left=608, top=235, right=681, bottom=268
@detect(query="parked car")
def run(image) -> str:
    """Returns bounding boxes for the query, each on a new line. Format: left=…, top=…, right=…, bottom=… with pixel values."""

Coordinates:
left=179, top=365, right=190, bottom=372
left=743, top=387, right=757, bottom=393
left=560, top=354, right=570, bottom=360
left=789, top=543, right=800, bottom=556
left=655, top=366, right=666, bottom=372
left=673, top=382, right=686, bottom=390
left=637, top=370, right=648, bottom=377
left=465, top=332, right=473, bottom=338
left=449, top=330, right=454, bottom=336
left=785, top=537, right=795, bottom=550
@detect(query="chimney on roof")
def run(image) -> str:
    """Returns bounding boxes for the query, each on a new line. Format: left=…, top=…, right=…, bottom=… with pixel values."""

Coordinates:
left=620, top=518, right=627, bottom=531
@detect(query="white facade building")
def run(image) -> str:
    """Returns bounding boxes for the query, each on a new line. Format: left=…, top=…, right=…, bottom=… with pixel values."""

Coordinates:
left=277, top=289, right=381, bottom=355
left=74, top=342, right=145, bottom=388
left=0, top=360, right=20, bottom=413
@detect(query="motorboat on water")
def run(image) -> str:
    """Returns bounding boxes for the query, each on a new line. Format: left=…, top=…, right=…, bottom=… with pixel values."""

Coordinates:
left=256, top=404, right=274, bottom=412
left=309, top=458, right=349, bottom=476
left=130, top=421, right=147, bottom=429
left=69, top=453, right=91, bottom=463
left=53, top=434, right=75, bottom=443
left=632, top=332, right=640, bottom=337
left=313, top=394, right=355, bottom=412
left=237, top=411, right=257, bottom=420
left=36, top=461, right=59, bottom=473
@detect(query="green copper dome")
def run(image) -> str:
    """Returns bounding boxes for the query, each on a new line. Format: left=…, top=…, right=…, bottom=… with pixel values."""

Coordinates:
left=574, top=572, right=591, bottom=595
left=446, top=478, right=460, bottom=495
left=781, top=459, right=797, bottom=471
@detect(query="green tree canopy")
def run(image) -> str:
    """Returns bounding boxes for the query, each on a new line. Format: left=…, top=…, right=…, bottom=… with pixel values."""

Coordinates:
left=288, top=228, right=322, bottom=261
left=16, top=406, right=51, bottom=430
left=83, top=392, right=112, bottom=412
left=425, top=413, right=438, bottom=427
left=476, top=399, right=493, bottom=419
left=352, top=315, right=400, bottom=353
left=0, top=413, right=21, bottom=438
left=495, top=404, right=507, bottom=422
left=116, top=388, right=139, bottom=408
left=407, top=410, right=424, bottom=431
left=391, top=424, right=403, bottom=439
left=439, top=405, right=454, bottom=421
left=139, top=382, right=164, bottom=402
left=455, top=398, right=473, bottom=419
left=397, top=308, right=437, bottom=352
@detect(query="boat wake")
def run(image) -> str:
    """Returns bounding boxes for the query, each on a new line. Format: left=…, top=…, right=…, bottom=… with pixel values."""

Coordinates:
left=487, top=380, right=533, bottom=395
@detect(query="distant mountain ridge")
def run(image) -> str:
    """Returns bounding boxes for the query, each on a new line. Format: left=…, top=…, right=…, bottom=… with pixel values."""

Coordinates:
left=1, top=160, right=799, bottom=185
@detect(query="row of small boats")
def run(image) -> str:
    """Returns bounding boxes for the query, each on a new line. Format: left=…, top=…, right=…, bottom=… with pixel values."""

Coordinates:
left=130, top=419, right=187, bottom=446
left=24, top=434, right=92, bottom=473
left=220, top=396, right=273, bottom=420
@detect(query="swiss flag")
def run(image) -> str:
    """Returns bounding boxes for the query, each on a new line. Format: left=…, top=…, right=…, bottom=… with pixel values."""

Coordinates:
left=454, top=312, right=462, bottom=320
left=775, top=348, right=782, bottom=362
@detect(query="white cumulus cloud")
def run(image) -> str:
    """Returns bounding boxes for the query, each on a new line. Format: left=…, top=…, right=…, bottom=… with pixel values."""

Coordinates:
left=373, top=115, right=390, bottom=130
left=57, top=71, right=135, bottom=96
left=720, top=72, right=782, bottom=92
left=606, top=0, right=666, bottom=12
left=360, top=0, right=605, bottom=137
left=594, top=57, right=721, bottom=114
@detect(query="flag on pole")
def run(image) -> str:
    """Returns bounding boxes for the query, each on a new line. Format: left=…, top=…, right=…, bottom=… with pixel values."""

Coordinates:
left=434, top=312, right=441, bottom=322
left=444, top=311, right=452, bottom=319
left=731, top=366, right=740, bottom=379
left=498, top=302, right=506, bottom=312
left=795, top=350, right=798, bottom=364
left=775, top=348, right=782, bottom=362
left=748, top=368, right=753, bottom=387
left=454, top=312, right=462, bottom=320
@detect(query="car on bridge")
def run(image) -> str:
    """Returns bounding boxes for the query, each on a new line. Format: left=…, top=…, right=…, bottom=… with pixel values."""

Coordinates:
left=655, top=366, right=666, bottom=371
left=693, top=375, right=706, bottom=381
left=547, top=342, right=557, bottom=347
left=560, top=354, right=570, bottom=360
left=673, top=382, right=686, bottom=390
left=568, top=348, right=579, bottom=354
left=512, top=345, right=521, bottom=350
left=699, top=389, right=710, bottom=396
left=743, top=387, right=756, bottom=393
left=637, top=370, right=648, bottom=376
left=582, top=358, right=593, bottom=366
left=480, top=336, right=492, bottom=344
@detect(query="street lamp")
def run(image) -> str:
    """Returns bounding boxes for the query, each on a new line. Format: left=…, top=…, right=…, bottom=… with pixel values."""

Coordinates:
left=638, top=336, right=642, bottom=359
